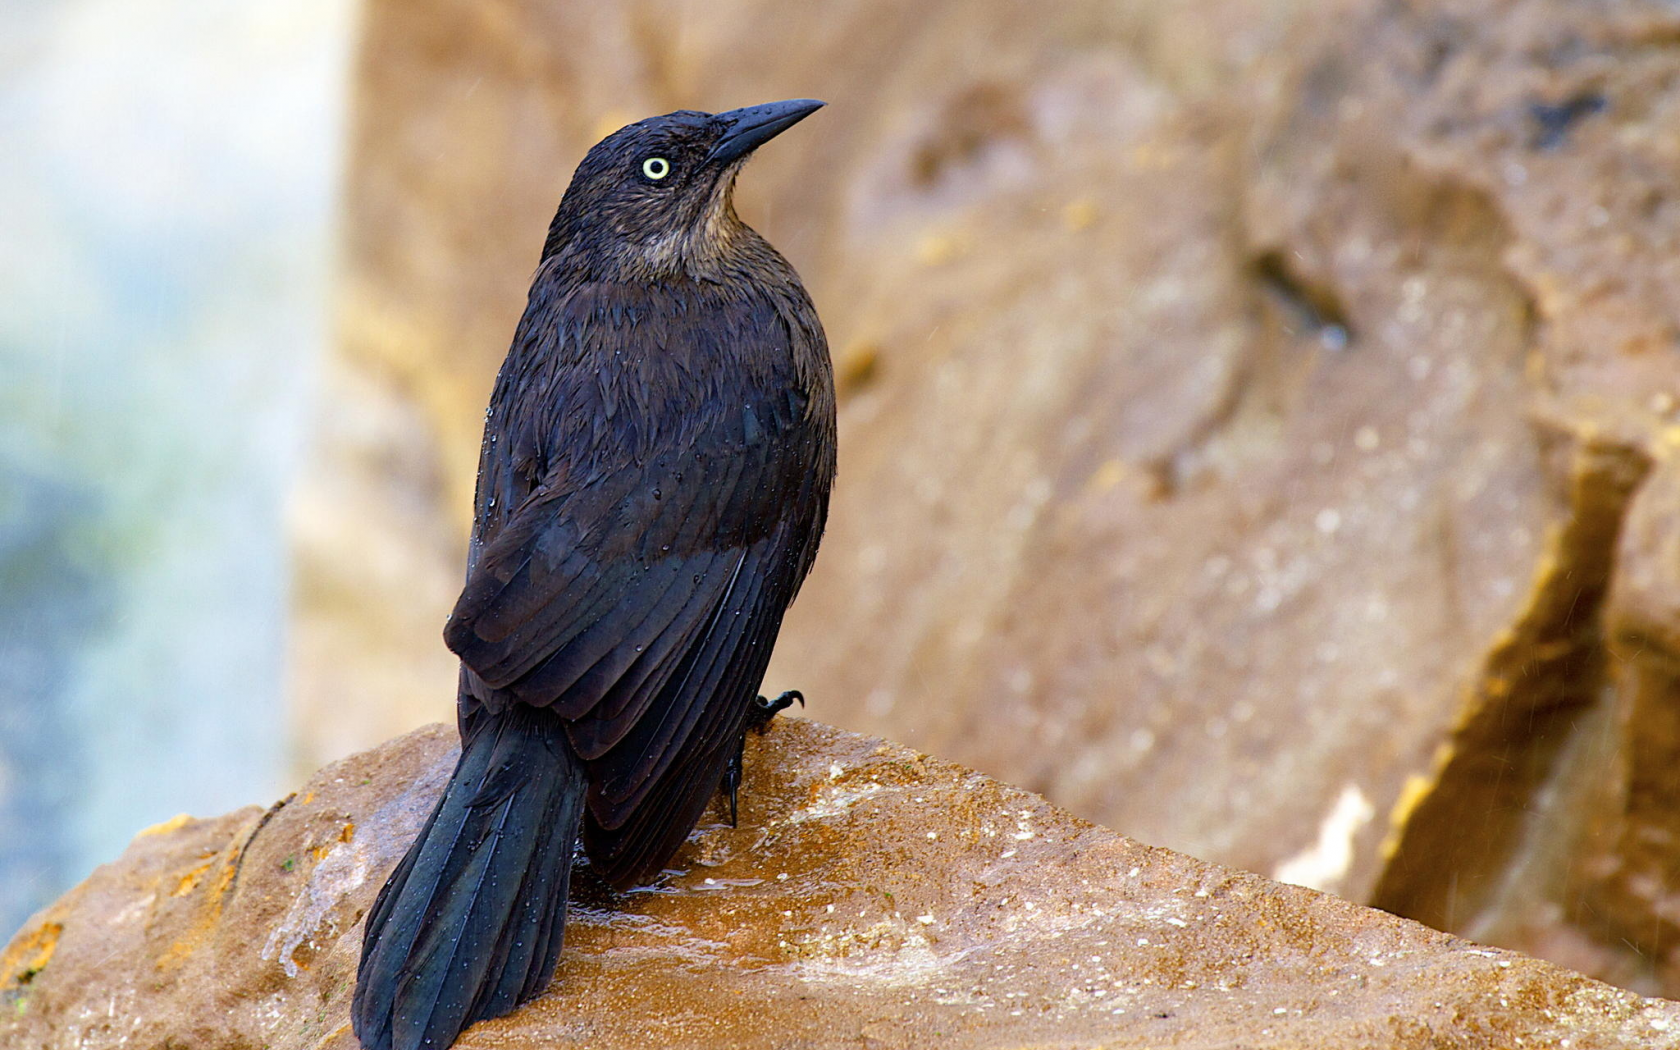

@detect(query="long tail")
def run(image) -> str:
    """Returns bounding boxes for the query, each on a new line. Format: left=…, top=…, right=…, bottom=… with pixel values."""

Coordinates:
left=352, top=706, right=585, bottom=1050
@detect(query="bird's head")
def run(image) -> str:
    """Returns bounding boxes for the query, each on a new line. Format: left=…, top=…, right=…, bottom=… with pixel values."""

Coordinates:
left=542, top=98, right=824, bottom=279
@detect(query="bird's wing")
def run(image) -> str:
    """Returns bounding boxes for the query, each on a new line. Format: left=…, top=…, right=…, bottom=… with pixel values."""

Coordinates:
left=578, top=516, right=809, bottom=887
left=444, top=450, right=753, bottom=707
left=579, top=423, right=830, bottom=889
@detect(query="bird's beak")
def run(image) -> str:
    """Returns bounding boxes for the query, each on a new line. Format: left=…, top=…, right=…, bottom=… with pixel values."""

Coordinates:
left=705, top=99, right=825, bottom=166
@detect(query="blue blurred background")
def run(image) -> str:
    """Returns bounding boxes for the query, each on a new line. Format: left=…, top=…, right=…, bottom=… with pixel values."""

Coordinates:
left=0, top=0, right=354, bottom=935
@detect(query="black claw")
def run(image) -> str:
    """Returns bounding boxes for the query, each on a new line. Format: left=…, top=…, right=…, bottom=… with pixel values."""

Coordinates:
left=747, top=689, right=804, bottom=733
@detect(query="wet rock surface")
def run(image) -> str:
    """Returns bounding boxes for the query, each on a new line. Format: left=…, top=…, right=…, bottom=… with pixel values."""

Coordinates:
left=5, top=720, right=1678, bottom=1049
left=302, top=0, right=1680, bottom=994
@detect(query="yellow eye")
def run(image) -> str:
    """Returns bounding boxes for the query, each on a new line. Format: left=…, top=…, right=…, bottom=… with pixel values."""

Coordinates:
left=642, top=157, right=671, bottom=180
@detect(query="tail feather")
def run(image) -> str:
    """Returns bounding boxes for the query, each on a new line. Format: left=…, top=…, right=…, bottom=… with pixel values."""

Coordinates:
left=476, top=773, right=575, bottom=1014
left=392, top=793, right=518, bottom=1049
left=354, top=707, right=585, bottom=1050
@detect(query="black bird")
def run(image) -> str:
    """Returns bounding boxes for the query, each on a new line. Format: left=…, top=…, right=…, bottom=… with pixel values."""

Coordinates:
left=352, top=99, right=835, bottom=1050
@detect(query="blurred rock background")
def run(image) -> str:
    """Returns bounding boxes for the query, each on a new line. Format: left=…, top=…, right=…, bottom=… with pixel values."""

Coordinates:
left=8, top=0, right=1680, bottom=1004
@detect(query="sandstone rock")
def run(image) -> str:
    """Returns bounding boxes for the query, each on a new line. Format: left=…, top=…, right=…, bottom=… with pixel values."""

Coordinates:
left=300, top=0, right=1680, bottom=992
left=1587, top=451, right=1680, bottom=989
left=5, top=721, right=1677, bottom=1049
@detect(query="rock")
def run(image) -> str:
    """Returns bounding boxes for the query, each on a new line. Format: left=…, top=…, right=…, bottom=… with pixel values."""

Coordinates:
left=5, top=720, right=1677, bottom=1049
left=299, top=0, right=1680, bottom=992
left=1587, top=452, right=1680, bottom=989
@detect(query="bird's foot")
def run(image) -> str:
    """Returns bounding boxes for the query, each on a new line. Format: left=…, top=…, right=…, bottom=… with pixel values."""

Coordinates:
left=721, top=691, right=806, bottom=827
left=746, top=689, right=804, bottom=733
